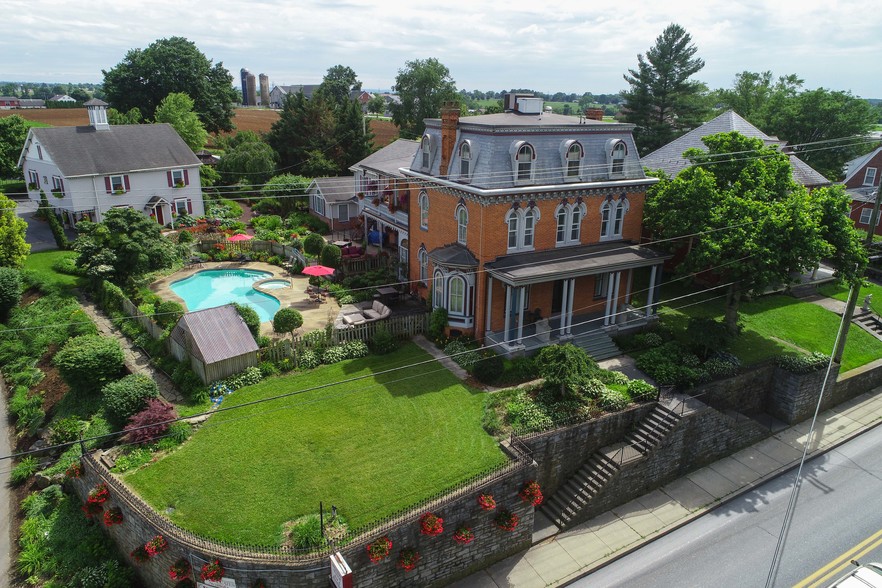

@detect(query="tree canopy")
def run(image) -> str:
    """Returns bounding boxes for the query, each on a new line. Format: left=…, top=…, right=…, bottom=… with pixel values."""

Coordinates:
left=73, top=207, right=178, bottom=287
left=644, top=131, right=867, bottom=334
left=259, top=174, right=311, bottom=217
left=102, top=37, right=238, bottom=133
left=315, top=65, right=362, bottom=111
left=216, top=138, right=277, bottom=187
left=154, top=92, right=208, bottom=152
left=0, top=115, right=29, bottom=179
left=621, top=23, right=711, bottom=155
left=0, top=193, right=29, bottom=268
left=266, top=91, right=336, bottom=174
left=391, top=58, right=458, bottom=139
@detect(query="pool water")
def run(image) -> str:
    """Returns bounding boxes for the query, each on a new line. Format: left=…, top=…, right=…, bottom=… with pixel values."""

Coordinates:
left=171, top=269, right=280, bottom=322
left=260, top=279, right=291, bottom=290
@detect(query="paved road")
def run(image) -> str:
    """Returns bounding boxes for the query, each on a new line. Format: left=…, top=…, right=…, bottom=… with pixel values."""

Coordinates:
left=14, top=197, right=76, bottom=253
left=571, top=424, right=882, bottom=588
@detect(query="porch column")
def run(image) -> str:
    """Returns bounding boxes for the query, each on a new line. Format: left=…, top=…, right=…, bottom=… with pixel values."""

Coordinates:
left=651, top=265, right=664, bottom=316
left=611, top=272, right=622, bottom=325
left=503, top=285, right=512, bottom=344
left=624, top=269, right=633, bottom=305
left=646, top=265, right=657, bottom=318
left=516, top=286, right=526, bottom=344
left=604, top=273, right=615, bottom=326
left=484, top=277, right=493, bottom=335
left=565, top=278, right=575, bottom=335
left=559, top=279, right=570, bottom=337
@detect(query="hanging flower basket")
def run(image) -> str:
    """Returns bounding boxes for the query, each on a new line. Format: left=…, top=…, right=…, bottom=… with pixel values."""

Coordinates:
left=366, top=536, right=392, bottom=563
left=169, top=558, right=192, bottom=581
left=419, top=512, right=444, bottom=536
left=103, top=507, right=124, bottom=526
left=477, top=493, right=496, bottom=511
left=130, top=545, right=150, bottom=564
left=397, top=547, right=420, bottom=572
left=453, top=526, right=475, bottom=545
left=200, top=559, right=225, bottom=582
left=65, top=461, right=82, bottom=479
left=519, top=480, right=544, bottom=507
left=357, top=192, right=365, bottom=200
left=88, top=482, right=110, bottom=505
left=494, top=509, right=520, bottom=532
left=144, top=534, right=169, bottom=557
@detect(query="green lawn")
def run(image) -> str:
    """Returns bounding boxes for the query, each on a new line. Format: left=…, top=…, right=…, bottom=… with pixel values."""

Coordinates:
left=23, top=250, right=81, bottom=292
left=818, top=281, right=882, bottom=317
left=125, top=343, right=505, bottom=545
left=654, top=280, right=882, bottom=371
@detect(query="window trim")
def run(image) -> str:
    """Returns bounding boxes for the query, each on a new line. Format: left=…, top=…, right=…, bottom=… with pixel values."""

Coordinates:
left=564, top=141, right=583, bottom=180
left=419, top=190, right=429, bottom=230
left=51, top=175, right=62, bottom=190
left=448, top=275, right=466, bottom=315
left=110, top=174, right=126, bottom=193
left=433, top=269, right=443, bottom=308
left=459, top=141, right=471, bottom=180
left=171, top=169, right=185, bottom=187
left=594, top=273, right=609, bottom=298
left=421, top=134, right=433, bottom=171
left=864, top=167, right=878, bottom=186
left=337, top=203, right=349, bottom=223
left=510, top=141, right=536, bottom=184
left=860, top=207, right=880, bottom=226
left=606, top=139, right=628, bottom=178
left=313, top=193, right=326, bottom=217
left=505, top=205, right=540, bottom=252
left=456, top=204, right=469, bottom=245
left=418, top=247, right=428, bottom=284
left=555, top=201, right=586, bottom=246
left=28, top=169, right=39, bottom=188
left=173, top=198, right=189, bottom=216
left=600, top=196, right=629, bottom=241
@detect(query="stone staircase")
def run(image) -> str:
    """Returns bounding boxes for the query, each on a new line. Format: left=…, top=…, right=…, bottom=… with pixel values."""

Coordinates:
left=573, top=328, right=621, bottom=361
left=854, top=311, right=882, bottom=340
left=540, top=403, right=682, bottom=530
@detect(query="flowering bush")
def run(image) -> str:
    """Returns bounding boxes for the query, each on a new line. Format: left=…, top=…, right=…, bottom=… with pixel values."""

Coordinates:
left=453, top=526, right=475, bottom=545
left=519, top=480, right=544, bottom=507
left=103, top=507, right=124, bottom=526
left=200, top=559, right=225, bottom=582
left=477, top=493, right=496, bottom=511
left=81, top=501, right=103, bottom=518
left=419, top=512, right=444, bottom=536
left=495, top=509, right=520, bottom=532
left=169, top=558, right=192, bottom=581
left=88, top=482, right=110, bottom=505
left=65, top=461, right=82, bottom=479
left=366, top=536, right=392, bottom=563
left=397, top=547, right=420, bottom=571
left=145, top=534, right=169, bottom=557
left=130, top=545, right=150, bottom=564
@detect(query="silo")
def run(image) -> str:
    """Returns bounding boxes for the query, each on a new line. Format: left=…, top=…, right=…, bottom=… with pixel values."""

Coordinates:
left=259, top=74, right=270, bottom=107
left=246, top=73, right=257, bottom=108
left=240, top=68, right=250, bottom=106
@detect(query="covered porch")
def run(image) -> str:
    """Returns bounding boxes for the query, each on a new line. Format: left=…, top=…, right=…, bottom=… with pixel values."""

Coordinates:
left=483, top=242, right=671, bottom=356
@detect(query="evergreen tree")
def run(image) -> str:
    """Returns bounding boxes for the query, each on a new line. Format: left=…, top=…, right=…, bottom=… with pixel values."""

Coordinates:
left=333, top=98, right=374, bottom=171
left=621, top=24, right=710, bottom=155
left=266, top=92, right=336, bottom=173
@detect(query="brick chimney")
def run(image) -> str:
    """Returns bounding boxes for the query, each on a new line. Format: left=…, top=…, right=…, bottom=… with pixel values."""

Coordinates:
left=439, top=101, right=460, bottom=176
left=584, top=108, right=604, bottom=121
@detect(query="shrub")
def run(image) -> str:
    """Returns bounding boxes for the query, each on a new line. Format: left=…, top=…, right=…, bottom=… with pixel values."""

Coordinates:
left=341, top=340, right=369, bottom=359
left=428, top=307, right=448, bottom=341
left=54, top=335, right=125, bottom=393
left=259, top=361, right=279, bottom=378
left=703, top=358, right=740, bottom=379
left=535, top=344, right=597, bottom=399
left=10, top=456, right=39, bottom=485
left=303, top=233, right=325, bottom=256
left=252, top=214, right=283, bottom=231
left=597, top=370, right=630, bottom=386
left=686, top=316, right=731, bottom=359
left=776, top=352, right=830, bottom=374
left=507, top=392, right=553, bottom=433
left=102, top=374, right=160, bottom=426
left=322, top=345, right=348, bottom=364
left=473, top=352, right=504, bottom=384
left=231, top=302, right=260, bottom=340
left=225, top=366, right=263, bottom=390
left=112, top=448, right=152, bottom=473
left=154, top=300, right=184, bottom=328
left=320, top=243, right=342, bottom=269
left=9, top=386, right=44, bottom=435
left=297, top=349, right=320, bottom=370
left=370, top=325, right=397, bottom=355
left=49, top=416, right=86, bottom=445
left=626, top=379, right=657, bottom=401
left=287, top=514, right=323, bottom=549
left=578, top=377, right=607, bottom=399
left=599, top=388, right=630, bottom=411
left=642, top=332, right=664, bottom=347
left=0, top=266, right=23, bottom=320
left=124, top=399, right=177, bottom=445
left=444, top=339, right=480, bottom=368
left=273, top=307, right=303, bottom=337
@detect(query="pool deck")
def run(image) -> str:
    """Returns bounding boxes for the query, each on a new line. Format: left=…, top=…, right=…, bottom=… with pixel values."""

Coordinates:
left=151, top=261, right=341, bottom=337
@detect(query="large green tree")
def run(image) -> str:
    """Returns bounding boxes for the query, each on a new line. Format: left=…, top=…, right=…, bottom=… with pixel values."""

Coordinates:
left=73, top=207, right=178, bottom=287
left=216, top=138, right=277, bottom=187
left=259, top=174, right=311, bottom=217
left=0, top=193, right=29, bottom=268
left=333, top=98, right=374, bottom=171
left=0, top=115, right=29, bottom=179
left=391, top=58, right=458, bottom=139
left=315, top=65, right=362, bottom=111
left=621, top=23, right=711, bottom=155
left=266, top=91, right=336, bottom=174
left=154, top=92, right=208, bottom=152
left=644, top=132, right=866, bottom=334
left=102, top=37, right=238, bottom=133
left=714, top=71, right=803, bottom=122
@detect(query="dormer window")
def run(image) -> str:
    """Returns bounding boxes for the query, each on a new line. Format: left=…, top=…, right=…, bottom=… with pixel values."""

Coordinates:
left=566, top=142, right=583, bottom=178
left=517, top=144, right=533, bottom=181
left=421, top=135, right=433, bottom=170
left=607, top=140, right=627, bottom=177
left=459, top=141, right=471, bottom=179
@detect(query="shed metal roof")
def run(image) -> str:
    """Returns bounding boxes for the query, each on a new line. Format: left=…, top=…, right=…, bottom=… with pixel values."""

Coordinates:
left=173, top=305, right=258, bottom=364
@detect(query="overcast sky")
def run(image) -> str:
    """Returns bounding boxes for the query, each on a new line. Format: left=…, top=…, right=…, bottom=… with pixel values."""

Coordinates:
left=2, top=0, right=879, bottom=98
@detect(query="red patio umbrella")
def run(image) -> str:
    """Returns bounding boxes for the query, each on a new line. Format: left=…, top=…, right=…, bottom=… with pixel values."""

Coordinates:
left=301, top=265, right=336, bottom=277
left=227, top=233, right=254, bottom=242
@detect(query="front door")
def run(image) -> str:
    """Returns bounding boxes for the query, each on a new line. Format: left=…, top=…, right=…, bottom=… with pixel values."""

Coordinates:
left=156, top=207, right=165, bottom=225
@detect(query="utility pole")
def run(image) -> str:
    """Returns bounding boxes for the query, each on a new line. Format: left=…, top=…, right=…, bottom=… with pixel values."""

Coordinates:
left=833, top=186, right=881, bottom=363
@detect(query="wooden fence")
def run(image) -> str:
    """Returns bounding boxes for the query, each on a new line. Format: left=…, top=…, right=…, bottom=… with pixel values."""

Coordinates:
left=119, top=298, right=166, bottom=340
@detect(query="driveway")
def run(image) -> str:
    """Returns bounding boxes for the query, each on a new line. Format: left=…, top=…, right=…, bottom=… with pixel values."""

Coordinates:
left=14, top=197, right=77, bottom=252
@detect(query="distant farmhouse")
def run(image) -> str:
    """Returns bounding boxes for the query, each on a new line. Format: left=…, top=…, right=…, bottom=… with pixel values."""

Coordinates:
left=18, top=99, right=204, bottom=227
left=0, top=96, right=45, bottom=109
left=842, top=145, right=882, bottom=236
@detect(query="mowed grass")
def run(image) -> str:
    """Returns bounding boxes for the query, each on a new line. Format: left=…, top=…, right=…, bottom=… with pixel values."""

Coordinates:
left=23, top=250, right=81, bottom=291
left=818, top=281, right=882, bottom=317
left=125, top=342, right=505, bottom=545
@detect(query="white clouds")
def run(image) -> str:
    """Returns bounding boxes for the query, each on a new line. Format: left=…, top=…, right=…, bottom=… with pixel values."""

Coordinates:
left=0, top=0, right=878, bottom=97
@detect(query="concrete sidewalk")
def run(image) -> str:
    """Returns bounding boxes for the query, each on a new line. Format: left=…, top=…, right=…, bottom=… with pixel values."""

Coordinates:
left=451, top=385, right=882, bottom=588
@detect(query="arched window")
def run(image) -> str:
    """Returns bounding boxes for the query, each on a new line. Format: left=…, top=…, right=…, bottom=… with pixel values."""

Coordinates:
left=570, top=204, right=583, bottom=242
left=418, top=247, right=428, bottom=283
left=614, top=197, right=629, bottom=235
left=566, top=142, right=583, bottom=178
left=516, top=144, right=533, bottom=181
left=600, top=197, right=628, bottom=240
left=608, top=140, right=627, bottom=176
left=505, top=205, right=540, bottom=252
left=556, top=206, right=567, bottom=244
left=449, top=276, right=465, bottom=314
left=507, top=210, right=519, bottom=249
left=418, top=190, right=428, bottom=230
left=456, top=204, right=469, bottom=245
left=523, top=208, right=536, bottom=248
left=555, top=201, right=586, bottom=246
left=421, top=135, right=432, bottom=170
left=459, top=142, right=471, bottom=179
left=433, top=269, right=443, bottom=308
left=600, top=200, right=611, bottom=239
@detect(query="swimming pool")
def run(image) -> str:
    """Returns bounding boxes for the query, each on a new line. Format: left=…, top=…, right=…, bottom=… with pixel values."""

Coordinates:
left=170, top=269, right=281, bottom=322
left=258, top=279, right=291, bottom=290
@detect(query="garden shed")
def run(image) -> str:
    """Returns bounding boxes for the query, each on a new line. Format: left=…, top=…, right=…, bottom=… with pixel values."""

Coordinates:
left=169, top=305, right=259, bottom=383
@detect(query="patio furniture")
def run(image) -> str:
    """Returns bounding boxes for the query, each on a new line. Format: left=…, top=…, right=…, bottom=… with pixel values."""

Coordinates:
left=342, top=312, right=366, bottom=326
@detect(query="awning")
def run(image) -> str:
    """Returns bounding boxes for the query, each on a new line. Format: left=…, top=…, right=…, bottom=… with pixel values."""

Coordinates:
left=485, top=242, right=671, bottom=286
left=144, top=196, right=168, bottom=210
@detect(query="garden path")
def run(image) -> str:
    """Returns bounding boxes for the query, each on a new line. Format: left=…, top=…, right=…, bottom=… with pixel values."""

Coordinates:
left=76, top=293, right=183, bottom=404
left=803, top=293, right=847, bottom=315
